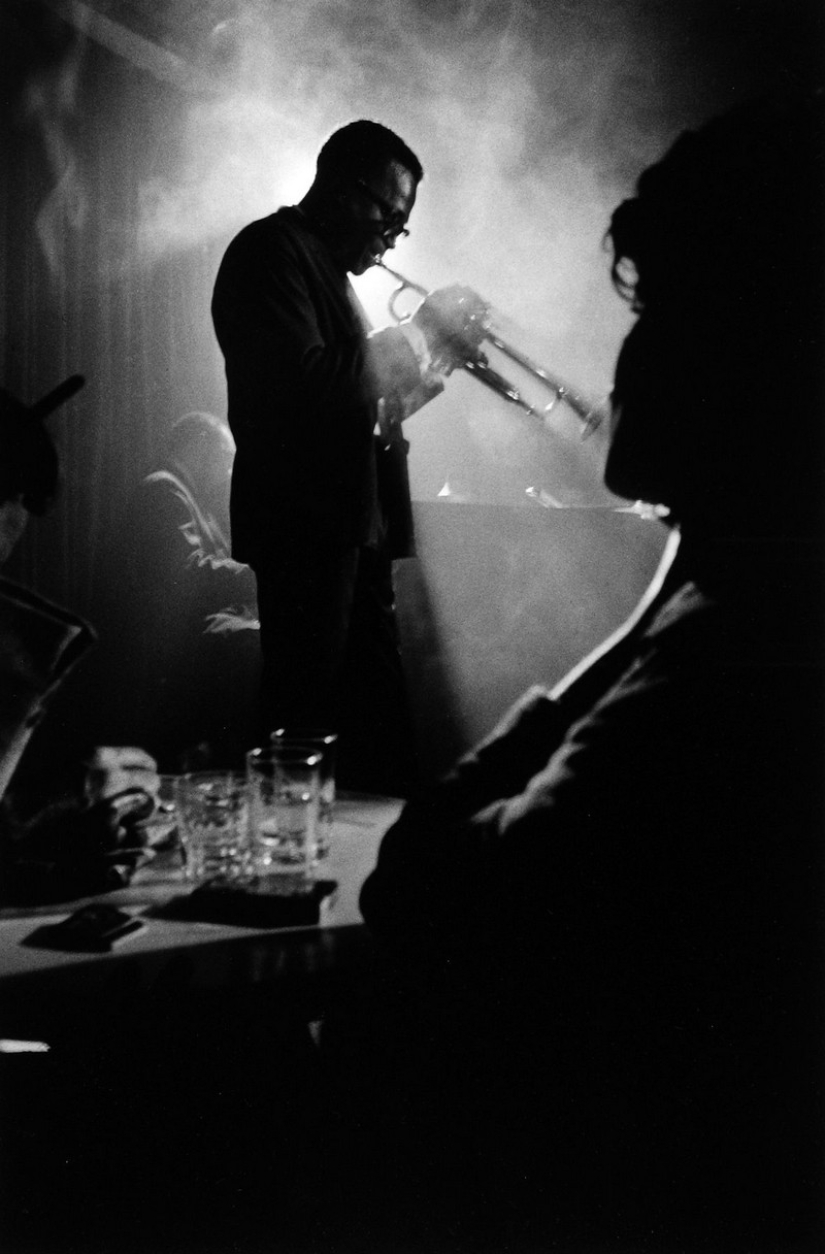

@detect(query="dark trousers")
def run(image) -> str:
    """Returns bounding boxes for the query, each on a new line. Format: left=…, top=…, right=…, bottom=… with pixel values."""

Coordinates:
left=253, top=545, right=418, bottom=796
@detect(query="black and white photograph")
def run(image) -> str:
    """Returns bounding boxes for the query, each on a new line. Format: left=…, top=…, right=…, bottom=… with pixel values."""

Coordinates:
left=1, top=2, right=823, bottom=1251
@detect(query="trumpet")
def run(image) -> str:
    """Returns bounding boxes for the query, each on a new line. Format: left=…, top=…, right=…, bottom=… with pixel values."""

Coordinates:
left=373, top=258, right=602, bottom=435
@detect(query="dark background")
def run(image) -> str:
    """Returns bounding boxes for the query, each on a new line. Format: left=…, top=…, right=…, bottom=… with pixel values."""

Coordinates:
left=2, top=0, right=821, bottom=784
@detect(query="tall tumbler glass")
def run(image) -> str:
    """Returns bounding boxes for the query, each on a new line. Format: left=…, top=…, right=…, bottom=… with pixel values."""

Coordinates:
left=246, top=746, right=322, bottom=895
left=270, top=729, right=338, bottom=860
left=174, top=770, right=249, bottom=884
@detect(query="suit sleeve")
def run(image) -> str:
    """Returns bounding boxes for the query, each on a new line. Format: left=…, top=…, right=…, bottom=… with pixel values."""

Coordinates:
left=359, top=648, right=687, bottom=955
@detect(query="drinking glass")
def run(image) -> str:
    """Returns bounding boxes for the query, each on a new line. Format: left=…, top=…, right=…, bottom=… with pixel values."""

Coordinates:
left=246, top=746, right=321, bottom=895
left=174, top=771, right=249, bottom=883
left=270, top=729, right=338, bottom=860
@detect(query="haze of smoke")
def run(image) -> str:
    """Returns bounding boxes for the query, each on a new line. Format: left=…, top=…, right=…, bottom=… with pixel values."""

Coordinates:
left=131, top=0, right=694, bottom=394
left=23, top=0, right=781, bottom=504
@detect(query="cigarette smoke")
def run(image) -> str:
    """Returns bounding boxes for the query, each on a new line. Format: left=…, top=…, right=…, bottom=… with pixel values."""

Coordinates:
left=22, top=0, right=811, bottom=508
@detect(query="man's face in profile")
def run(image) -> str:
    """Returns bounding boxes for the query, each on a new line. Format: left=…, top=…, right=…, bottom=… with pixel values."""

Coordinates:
left=604, top=314, right=689, bottom=521
left=333, top=159, right=418, bottom=276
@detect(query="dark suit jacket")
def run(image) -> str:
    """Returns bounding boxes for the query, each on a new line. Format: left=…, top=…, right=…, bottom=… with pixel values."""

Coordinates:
left=212, top=207, right=418, bottom=566
left=360, top=545, right=825, bottom=1243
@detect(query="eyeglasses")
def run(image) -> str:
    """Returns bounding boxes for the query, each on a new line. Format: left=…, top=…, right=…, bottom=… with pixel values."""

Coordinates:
left=354, top=179, right=410, bottom=241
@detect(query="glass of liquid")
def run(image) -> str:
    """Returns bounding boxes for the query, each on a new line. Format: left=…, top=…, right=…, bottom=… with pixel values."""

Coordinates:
left=270, top=729, right=338, bottom=861
left=245, top=746, right=322, bottom=896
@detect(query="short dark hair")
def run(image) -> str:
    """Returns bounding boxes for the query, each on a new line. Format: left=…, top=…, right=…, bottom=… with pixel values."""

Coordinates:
left=316, top=119, right=423, bottom=186
left=606, top=90, right=825, bottom=538
left=607, top=90, right=825, bottom=319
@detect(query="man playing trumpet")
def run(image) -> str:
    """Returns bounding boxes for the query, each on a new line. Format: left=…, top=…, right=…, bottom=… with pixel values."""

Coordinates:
left=212, top=119, right=474, bottom=794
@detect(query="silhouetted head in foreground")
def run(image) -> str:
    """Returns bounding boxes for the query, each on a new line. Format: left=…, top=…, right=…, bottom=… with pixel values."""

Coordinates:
left=605, top=91, right=825, bottom=544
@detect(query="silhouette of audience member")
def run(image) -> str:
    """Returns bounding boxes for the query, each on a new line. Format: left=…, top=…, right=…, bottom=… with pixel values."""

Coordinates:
left=127, top=410, right=259, bottom=770
left=355, top=91, right=825, bottom=1252
left=0, top=382, right=160, bottom=901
